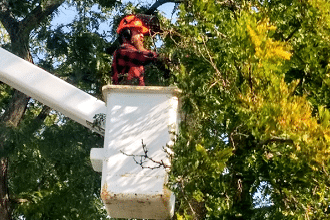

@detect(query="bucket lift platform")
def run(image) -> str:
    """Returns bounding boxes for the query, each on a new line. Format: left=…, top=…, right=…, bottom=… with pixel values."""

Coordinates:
left=91, top=85, right=180, bottom=219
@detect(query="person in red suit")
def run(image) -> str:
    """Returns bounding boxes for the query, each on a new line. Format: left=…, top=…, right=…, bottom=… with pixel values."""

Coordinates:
left=112, top=15, right=159, bottom=86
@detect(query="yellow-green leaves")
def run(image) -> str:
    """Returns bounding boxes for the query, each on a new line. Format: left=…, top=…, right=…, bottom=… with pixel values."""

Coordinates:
left=169, top=0, right=330, bottom=219
left=196, top=144, right=207, bottom=156
left=0, top=23, right=9, bottom=46
left=243, top=14, right=292, bottom=78
left=239, top=76, right=330, bottom=164
left=309, top=0, right=330, bottom=29
left=247, top=19, right=291, bottom=62
left=235, top=12, right=330, bottom=166
left=196, top=143, right=232, bottom=174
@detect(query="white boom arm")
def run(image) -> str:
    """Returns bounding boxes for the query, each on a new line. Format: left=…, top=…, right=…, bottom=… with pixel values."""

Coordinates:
left=0, top=47, right=106, bottom=134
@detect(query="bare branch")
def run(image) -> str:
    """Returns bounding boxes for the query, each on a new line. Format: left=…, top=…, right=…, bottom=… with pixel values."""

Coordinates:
left=121, top=140, right=171, bottom=170
left=11, top=197, right=29, bottom=204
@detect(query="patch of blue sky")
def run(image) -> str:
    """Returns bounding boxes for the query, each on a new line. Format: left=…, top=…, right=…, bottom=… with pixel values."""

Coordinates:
left=45, top=0, right=179, bottom=60
left=253, top=181, right=274, bottom=208
left=48, top=0, right=179, bottom=50
left=51, top=1, right=178, bottom=30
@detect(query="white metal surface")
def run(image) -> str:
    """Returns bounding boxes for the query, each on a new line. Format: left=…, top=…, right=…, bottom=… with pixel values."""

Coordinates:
left=0, top=47, right=106, bottom=134
left=91, top=85, right=180, bottom=219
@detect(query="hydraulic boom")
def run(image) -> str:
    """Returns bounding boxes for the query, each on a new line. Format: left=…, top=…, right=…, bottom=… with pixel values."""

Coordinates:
left=0, top=47, right=106, bottom=134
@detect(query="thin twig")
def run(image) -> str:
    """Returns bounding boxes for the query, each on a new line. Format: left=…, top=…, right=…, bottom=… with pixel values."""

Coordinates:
left=120, top=140, right=171, bottom=170
left=179, top=178, right=197, bottom=219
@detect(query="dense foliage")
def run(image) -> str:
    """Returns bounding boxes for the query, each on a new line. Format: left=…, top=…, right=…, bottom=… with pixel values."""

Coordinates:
left=164, top=0, right=330, bottom=219
left=0, top=0, right=117, bottom=219
left=1, top=0, right=330, bottom=219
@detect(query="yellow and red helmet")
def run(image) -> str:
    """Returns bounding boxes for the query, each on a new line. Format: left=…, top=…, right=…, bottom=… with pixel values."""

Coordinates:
left=116, top=14, right=161, bottom=36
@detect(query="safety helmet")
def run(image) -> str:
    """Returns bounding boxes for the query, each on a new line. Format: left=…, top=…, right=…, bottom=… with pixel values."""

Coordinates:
left=117, top=14, right=161, bottom=36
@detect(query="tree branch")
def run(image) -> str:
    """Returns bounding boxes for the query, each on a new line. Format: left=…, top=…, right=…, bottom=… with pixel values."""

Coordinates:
left=35, top=105, right=51, bottom=124
left=0, top=1, right=19, bottom=36
left=146, top=0, right=184, bottom=15
left=1, top=90, right=30, bottom=127
left=121, top=140, right=171, bottom=170
left=21, top=0, right=65, bottom=35
left=257, top=137, right=294, bottom=147
left=11, top=197, right=29, bottom=204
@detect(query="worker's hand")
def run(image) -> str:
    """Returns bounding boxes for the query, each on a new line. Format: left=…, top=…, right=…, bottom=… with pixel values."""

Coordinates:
left=156, top=53, right=170, bottom=65
left=154, top=53, right=171, bottom=79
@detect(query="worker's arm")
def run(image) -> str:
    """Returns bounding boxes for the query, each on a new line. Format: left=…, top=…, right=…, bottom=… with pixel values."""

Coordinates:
left=117, top=44, right=158, bottom=66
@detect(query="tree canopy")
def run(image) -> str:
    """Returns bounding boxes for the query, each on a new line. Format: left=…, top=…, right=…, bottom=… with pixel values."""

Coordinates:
left=166, top=0, right=330, bottom=219
left=1, top=0, right=330, bottom=219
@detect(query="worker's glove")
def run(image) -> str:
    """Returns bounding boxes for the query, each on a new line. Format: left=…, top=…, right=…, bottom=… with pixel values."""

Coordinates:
left=154, top=54, right=171, bottom=79
left=155, top=53, right=171, bottom=67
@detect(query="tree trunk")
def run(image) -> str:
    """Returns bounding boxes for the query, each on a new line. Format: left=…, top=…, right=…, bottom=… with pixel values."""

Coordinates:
left=0, top=157, right=10, bottom=220
left=0, top=1, right=65, bottom=217
left=0, top=0, right=67, bottom=217
left=0, top=79, right=30, bottom=220
left=0, top=33, right=31, bottom=220
left=228, top=131, right=255, bottom=219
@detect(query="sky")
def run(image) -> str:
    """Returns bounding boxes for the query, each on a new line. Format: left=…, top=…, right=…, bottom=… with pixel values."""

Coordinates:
left=50, top=0, right=178, bottom=45
left=52, top=0, right=178, bottom=28
left=124, top=0, right=178, bottom=18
